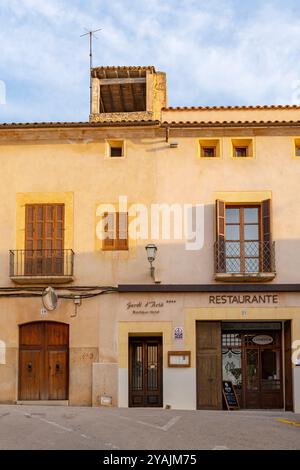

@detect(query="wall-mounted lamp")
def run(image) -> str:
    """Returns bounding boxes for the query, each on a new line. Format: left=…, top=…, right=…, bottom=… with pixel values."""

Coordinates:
left=145, top=244, right=161, bottom=283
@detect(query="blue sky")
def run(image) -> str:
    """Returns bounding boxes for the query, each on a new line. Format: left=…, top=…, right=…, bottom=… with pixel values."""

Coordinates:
left=1, top=0, right=300, bottom=123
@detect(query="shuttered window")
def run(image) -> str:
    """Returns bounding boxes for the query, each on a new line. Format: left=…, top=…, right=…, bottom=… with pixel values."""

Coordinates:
left=25, top=204, right=65, bottom=275
left=216, top=199, right=272, bottom=273
left=102, top=212, right=128, bottom=251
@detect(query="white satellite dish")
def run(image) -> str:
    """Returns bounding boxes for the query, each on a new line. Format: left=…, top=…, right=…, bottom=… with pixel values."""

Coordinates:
left=42, top=286, right=58, bottom=311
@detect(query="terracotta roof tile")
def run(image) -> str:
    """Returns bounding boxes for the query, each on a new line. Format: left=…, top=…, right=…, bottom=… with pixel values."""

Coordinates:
left=162, top=120, right=300, bottom=127
left=0, top=120, right=160, bottom=129
left=92, top=65, right=155, bottom=72
left=162, top=105, right=300, bottom=111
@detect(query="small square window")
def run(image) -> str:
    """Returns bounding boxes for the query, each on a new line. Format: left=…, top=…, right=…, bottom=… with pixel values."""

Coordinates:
left=107, top=140, right=125, bottom=158
left=234, top=146, right=248, bottom=157
left=199, top=139, right=220, bottom=158
left=232, top=139, right=254, bottom=158
left=202, top=147, right=216, bottom=158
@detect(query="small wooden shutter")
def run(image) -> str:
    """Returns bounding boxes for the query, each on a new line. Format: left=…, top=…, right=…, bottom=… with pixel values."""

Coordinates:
left=261, top=199, right=272, bottom=272
left=102, top=212, right=115, bottom=250
left=102, top=212, right=128, bottom=251
left=216, top=200, right=225, bottom=272
left=116, top=212, right=128, bottom=250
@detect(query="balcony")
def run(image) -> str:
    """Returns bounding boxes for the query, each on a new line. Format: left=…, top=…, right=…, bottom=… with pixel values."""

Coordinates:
left=10, top=249, right=74, bottom=284
left=214, top=241, right=276, bottom=282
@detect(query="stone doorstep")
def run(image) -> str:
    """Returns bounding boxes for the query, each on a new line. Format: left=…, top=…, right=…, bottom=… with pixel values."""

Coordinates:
left=16, top=400, right=69, bottom=406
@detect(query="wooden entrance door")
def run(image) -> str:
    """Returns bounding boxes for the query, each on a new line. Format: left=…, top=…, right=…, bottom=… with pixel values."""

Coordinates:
left=244, top=332, right=283, bottom=409
left=196, top=322, right=222, bottom=410
left=19, top=322, right=69, bottom=400
left=129, top=337, right=163, bottom=407
left=25, top=204, right=64, bottom=276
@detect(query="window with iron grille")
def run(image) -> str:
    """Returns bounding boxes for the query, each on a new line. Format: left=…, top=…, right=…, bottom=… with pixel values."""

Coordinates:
left=215, top=200, right=273, bottom=274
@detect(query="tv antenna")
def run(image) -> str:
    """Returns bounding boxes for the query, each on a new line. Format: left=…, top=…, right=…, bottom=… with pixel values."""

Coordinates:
left=80, top=28, right=102, bottom=114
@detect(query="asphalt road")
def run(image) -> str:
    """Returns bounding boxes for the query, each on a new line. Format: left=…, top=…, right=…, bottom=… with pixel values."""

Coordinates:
left=0, top=405, right=299, bottom=450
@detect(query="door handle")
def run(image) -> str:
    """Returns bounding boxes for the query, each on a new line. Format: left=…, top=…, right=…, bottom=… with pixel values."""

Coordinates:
left=27, top=362, right=32, bottom=372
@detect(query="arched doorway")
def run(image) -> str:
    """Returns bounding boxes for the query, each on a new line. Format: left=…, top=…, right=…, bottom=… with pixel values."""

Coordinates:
left=19, top=321, right=69, bottom=401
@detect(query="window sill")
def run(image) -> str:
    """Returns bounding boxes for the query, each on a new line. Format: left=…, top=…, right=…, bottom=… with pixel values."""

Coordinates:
left=11, top=275, right=74, bottom=285
left=214, top=272, right=276, bottom=283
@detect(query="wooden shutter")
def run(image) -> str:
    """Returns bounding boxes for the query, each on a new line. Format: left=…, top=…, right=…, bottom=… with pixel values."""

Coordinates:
left=102, top=212, right=115, bottom=250
left=261, top=199, right=272, bottom=272
left=25, top=204, right=65, bottom=275
left=216, top=200, right=225, bottom=272
left=102, top=212, right=128, bottom=251
left=196, top=321, right=222, bottom=410
left=116, top=212, right=128, bottom=250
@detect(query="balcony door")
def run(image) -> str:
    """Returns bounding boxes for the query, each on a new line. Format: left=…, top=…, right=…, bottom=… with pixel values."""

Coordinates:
left=225, top=205, right=260, bottom=273
left=25, top=204, right=64, bottom=276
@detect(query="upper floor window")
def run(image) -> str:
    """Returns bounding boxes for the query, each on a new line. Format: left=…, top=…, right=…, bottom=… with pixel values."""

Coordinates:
left=107, top=140, right=124, bottom=158
left=102, top=212, right=128, bottom=251
left=294, top=139, right=300, bottom=157
left=199, top=139, right=220, bottom=158
left=232, top=139, right=254, bottom=158
left=24, top=204, right=65, bottom=276
left=215, top=199, right=275, bottom=279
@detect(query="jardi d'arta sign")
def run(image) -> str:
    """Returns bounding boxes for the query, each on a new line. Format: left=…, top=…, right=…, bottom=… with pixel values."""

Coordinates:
left=126, top=299, right=176, bottom=314
left=209, top=294, right=279, bottom=305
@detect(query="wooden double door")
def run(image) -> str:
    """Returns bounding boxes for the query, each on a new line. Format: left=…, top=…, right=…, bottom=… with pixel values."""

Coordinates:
left=19, top=322, right=69, bottom=401
left=129, top=337, right=163, bottom=407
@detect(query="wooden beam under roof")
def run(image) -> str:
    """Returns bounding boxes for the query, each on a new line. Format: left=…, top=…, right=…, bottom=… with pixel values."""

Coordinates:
left=98, top=78, right=146, bottom=85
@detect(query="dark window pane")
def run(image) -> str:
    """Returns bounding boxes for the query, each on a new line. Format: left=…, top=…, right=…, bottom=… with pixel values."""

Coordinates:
left=202, top=147, right=216, bottom=157
left=110, top=146, right=123, bottom=157
left=296, top=147, right=300, bottom=157
left=234, top=146, right=248, bottom=157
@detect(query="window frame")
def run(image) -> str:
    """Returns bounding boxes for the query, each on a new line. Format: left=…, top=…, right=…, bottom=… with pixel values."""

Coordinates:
left=106, top=140, right=126, bottom=159
left=198, top=138, right=221, bottom=159
left=231, top=138, right=254, bottom=159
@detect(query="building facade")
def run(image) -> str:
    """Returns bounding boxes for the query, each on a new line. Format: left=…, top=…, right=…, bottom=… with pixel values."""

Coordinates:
left=0, top=66, right=300, bottom=411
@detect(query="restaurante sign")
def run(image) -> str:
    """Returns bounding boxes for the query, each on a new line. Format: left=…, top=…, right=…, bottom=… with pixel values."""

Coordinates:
left=209, top=294, right=279, bottom=305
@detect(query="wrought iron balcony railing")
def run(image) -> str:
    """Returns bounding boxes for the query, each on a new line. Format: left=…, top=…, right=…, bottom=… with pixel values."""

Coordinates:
left=214, top=241, right=275, bottom=279
left=10, top=249, right=74, bottom=280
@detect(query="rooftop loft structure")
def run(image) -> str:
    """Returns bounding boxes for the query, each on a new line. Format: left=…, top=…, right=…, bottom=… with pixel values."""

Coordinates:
left=90, top=66, right=167, bottom=123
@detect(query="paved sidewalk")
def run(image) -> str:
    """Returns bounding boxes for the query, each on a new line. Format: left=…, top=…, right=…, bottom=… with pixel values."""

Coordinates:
left=0, top=405, right=299, bottom=450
